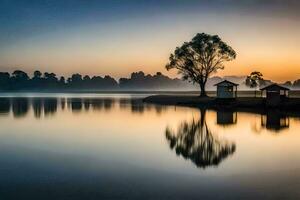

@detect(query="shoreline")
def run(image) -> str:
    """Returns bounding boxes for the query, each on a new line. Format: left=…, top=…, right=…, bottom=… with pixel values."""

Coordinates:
left=143, top=95, right=300, bottom=117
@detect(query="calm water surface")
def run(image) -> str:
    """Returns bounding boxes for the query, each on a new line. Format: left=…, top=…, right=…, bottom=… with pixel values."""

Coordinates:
left=0, top=94, right=300, bottom=199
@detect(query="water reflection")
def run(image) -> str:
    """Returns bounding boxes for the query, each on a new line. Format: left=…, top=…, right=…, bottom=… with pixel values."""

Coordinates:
left=119, top=98, right=164, bottom=114
left=0, top=97, right=295, bottom=136
left=12, top=98, right=29, bottom=118
left=0, top=98, right=10, bottom=115
left=1, top=96, right=300, bottom=199
left=166, top=110, right=236, bottom=168
left=0, top=97, right=166, bottom=118
left=261, top=110, right=290, bottom=132
left=32, top=98, right=43, bottom=118
left=68, top=98, right=83, bottom=112
left=43, top=98, right=58, bottom=116
left=216, top=110, right=237, bottom=126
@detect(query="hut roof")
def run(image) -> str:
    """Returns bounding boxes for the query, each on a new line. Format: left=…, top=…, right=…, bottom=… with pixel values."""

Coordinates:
left=260, top=83, right=290, bottom=91
left=214, top=80, right=239, bottom=87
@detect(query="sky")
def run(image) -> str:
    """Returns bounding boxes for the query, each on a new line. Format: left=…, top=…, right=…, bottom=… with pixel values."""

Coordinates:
left=0, top=0, right=299, bottom=82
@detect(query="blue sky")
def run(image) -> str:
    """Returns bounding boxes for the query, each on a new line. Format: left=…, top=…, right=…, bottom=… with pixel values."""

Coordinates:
left=0, top=0, right=299, bottom=81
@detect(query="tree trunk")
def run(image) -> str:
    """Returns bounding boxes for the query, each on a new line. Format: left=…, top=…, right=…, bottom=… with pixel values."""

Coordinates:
left=199, top=83, right=207, bottom=97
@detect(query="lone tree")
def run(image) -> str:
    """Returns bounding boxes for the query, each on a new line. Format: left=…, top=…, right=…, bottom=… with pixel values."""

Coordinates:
left=245, top=71, right=264, bottom=97
left=166, top=33, right=236, bottom=97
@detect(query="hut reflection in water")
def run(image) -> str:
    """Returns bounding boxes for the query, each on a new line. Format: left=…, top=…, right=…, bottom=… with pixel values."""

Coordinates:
left=261, top=110, right=289, bottom=132
left=217, top=110, right=237, bottom=126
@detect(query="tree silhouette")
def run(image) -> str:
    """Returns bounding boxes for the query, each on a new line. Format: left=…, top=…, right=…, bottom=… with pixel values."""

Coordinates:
left=119, top=71, right=191, bottom=90
left=83, top=75, right=91, bottom=81
left=33, top=70, right=42, bottom=79
left=58, top=76, right=66, bottom=86
left=0, top=72, right=10, bottom=90
left=31, top=70, right=43, bottom=88
left=71, top=73, right=82, bottom=82
left=283, top=81, right=292, bottom=87
left=166, top=33, right=236, bottom=97
left=245, top=71, right=264, bottom=97
left=165, top=110, right=236, bottom=168
left=12, top=70, right=29, bottom=80
left=11, top=70, right=29, bottom=89
left=44, top=72, right=57, bottom=81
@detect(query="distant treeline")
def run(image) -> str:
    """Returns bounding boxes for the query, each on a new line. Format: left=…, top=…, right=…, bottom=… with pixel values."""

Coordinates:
left=0, top=70, right=192, bottom=91
left=282, top=80, right=300, bottom=88
left=0, top=70, right=299, bottom=91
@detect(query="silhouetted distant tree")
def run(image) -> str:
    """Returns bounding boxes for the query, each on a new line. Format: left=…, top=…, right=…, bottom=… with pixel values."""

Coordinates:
left=44, top=72, right=57, bottom=81
left=44, top=72, right=58, bottom=88
left=12, top=70, right=29, bottom=80
left=245, top=71, right=264, bottom=97
left=104, top=75, right=117, bottom=86
left=31, top=70, right=43, bottom=88
left=71, top=73, right=82, bottom=83
left=283, top=81, right=292, bottom=87
left=67, top=77, right=72, bottom=84
left=59, top=76, right=65, bottom=84
left=83, top=75, right=91, bottom=81
left=293, top=79, right=300, bottom=87
left=0, top=72, right=10, bottom=90
left=119, top=71, right=192, bottom=90
left=69, top=73, right=83, bottom=88
left=58, top=76, right=66, bottom=87
left=166, top=33, right=236, bottom=97
left=33, top=70, right=42, bottom=79
left=11, top=70, right=29, bottom=90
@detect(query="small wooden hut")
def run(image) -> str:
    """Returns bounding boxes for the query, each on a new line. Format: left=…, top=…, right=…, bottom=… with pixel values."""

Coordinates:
left=214, top=80, right=239, bottom=99
left=260, top=84, right=289, bottom=106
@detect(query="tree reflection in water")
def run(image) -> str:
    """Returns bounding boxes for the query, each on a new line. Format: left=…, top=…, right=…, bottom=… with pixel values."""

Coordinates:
left=166, top=110, right=236, bottom=169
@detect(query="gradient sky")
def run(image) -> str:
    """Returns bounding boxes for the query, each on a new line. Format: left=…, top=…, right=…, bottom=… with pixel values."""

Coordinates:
left=0, top=0, right=299, bottom=82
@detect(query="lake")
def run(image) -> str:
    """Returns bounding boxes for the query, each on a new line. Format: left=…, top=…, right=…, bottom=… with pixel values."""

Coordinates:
left=0, top=94, right=300, bottom=200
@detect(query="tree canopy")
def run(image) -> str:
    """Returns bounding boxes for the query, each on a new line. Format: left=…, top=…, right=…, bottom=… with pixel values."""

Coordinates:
left=245, top=71, right=266, bottom=97
left=245, top=71, right=264, bottom=88
left=166, top=33, right=236, bottom=97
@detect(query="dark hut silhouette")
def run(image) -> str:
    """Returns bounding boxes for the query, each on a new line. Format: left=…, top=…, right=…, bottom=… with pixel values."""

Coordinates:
left=214, top=80, right=238, bottom=99
left=165, top=110, right=236, bottom=168
left=260, top=84, right=290, bottom=106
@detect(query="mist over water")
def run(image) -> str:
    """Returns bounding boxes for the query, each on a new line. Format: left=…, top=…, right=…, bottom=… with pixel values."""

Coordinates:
left=0, top=94, right=300, bottom=199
